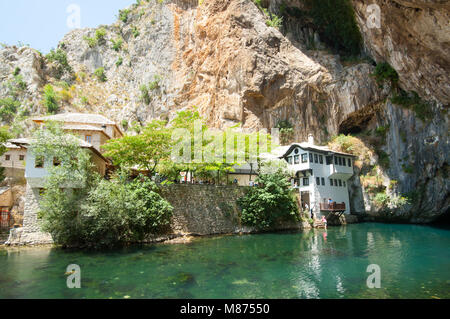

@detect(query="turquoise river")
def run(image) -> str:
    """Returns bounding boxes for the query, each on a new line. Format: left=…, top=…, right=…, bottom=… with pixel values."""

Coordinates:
left=0, top=223, right=449, bottom=299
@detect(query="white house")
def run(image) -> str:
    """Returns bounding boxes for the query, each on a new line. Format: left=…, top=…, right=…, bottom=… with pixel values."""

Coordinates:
left=279, top=134, right=356, bottom=216
left=8, top=138, right=109, bottom=189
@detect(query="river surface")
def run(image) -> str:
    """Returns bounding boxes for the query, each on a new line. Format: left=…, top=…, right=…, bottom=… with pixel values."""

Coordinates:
left=0, top=223, right=449, bottom=299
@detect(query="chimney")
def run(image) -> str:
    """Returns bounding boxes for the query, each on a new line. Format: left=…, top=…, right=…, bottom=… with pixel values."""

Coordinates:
left=308, top=134, right=314, bottom=145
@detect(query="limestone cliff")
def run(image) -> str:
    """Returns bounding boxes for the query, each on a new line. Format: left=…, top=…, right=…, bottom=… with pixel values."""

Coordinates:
left=0, top=0, right=448, bottom=222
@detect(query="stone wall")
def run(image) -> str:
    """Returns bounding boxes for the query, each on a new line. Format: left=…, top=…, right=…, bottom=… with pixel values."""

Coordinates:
left=6, top=184, right=311, bottom=246
left=160, top=184, right=308, bottom=237
left=6, top=184, right=53, bottom=245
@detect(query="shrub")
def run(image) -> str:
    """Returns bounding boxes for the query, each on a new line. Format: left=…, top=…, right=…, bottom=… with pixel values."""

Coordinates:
left=46, top=48, right=73, bottom=77
left=148, top=75, right=161, bottom=90
left=13, top=67, right=20, bottom=76
left=110, top=38, right=123, bottom=52
left=95, top=28, right=107, bottom=44
left=43, top=84, right=59, bottom=113
left=116, top=56, right=123, bottom=67
left=374, top=192, right=389, bottom=207
left=306, top=0, right=362, bottom=57
left=40, top=173, right=173, bottom=248
left=132, top=26, right=140, bottom=38
left=80, top=96, right=89, bottom=105
left=83, top=36, right=97, bottom=48
left=13, top=75, right=27, bottom=91
left=266, top=14, right=283, bottom=29
left=0, top=98, right=20, bottom=122
left=371, top=62, right=399, bottom=88
left=140, top=84, right=150, bottom=104
left=94, top=67, right=107, bottom=82
left=238, top=168, right=299, bottom=229
left=253, top=0, right=283, bottom=29
left=59, top=88, right=73, bottom=102
left=391, top=90, right=433, bottom=122
left=375, top=149, right=390, bottom=169
left=275, top=120, right=294, bottom=145
left=119, top=9, right=130, bottom=23
left=121, top=119, right=129, bottom=130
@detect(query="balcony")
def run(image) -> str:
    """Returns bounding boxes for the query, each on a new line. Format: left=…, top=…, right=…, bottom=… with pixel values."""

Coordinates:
left=328, top=164, right=353, bottom=179
left=320, top=202, right=346, bottom=212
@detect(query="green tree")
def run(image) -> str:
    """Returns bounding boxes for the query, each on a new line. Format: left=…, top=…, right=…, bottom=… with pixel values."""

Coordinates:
left=35, top=124, right=173, bottom=248
left=238, top=160, right=298, bottom=229
left=102, top=119, right=172, bottom=175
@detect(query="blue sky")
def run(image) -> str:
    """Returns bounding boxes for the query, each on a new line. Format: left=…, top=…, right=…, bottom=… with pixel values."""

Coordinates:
left=0, top=0, right=136, bottom=54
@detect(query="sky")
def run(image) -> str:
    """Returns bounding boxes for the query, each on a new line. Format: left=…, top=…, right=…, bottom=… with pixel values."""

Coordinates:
left=0, top=0, right=136, bottom=54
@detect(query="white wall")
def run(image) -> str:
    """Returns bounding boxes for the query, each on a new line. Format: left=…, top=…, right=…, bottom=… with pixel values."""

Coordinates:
left=1, top=148, right=27, bottom=169
left=287, top=146, right=354, bottom=215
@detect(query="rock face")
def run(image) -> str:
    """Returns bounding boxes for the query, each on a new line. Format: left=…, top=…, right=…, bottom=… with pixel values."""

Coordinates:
left=0, top=0, right=448, bottom=223
left=352, top=0, right=450, bottom=105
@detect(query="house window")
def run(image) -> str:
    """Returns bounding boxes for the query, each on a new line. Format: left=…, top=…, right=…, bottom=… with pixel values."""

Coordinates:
left=343, top=181, right=346, bottom=187
left=53, top=157, right=62, bottom=167
left=334, top=156, right=338, bottom=165
left=321, top=178, right=325, bottom=185
left=287, top=157, right=293, bottom=165
left=314, top=154, right=318, bottom=163
left=333, top=179, right=337, bottom=186
left=35, top=156, right=44, bottom=168
left=301, top=154, right=308, bottom=163
left=5, top=155, right=10, bottom=161
left=348, top=158, right=352, bottom=167
left=85, top=135, right=92, bottom=143
left=294, top=155, right=300, bottom=165
left=316, top=177, right=320, bottom=185
left=326, top=156, right=332, bottom=165
left=338, top=157, right=342, bottom=166
left=309, top=153, right=313, bottom=163
left=303, top=178, right=309, bottom=186
left=19, top=155, right=25, bottom=161
left=319, top=155, right=323, bottom=164
left=339, top=180, right=342, bottom=187
left=330, top=178, right=333, bottom=186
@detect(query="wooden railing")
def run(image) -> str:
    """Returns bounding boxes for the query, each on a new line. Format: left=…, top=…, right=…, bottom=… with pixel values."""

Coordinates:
left=320, top=203, right=346, bottom=212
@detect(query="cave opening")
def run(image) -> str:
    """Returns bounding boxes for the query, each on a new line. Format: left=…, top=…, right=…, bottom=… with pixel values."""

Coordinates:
left=431, top=207, right=450, bottom=226
left=338, top=105, right=378, bottom=135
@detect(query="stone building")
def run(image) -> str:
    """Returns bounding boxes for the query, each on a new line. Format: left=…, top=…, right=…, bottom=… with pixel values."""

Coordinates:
left=32, top=113, right=123, bottom=153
